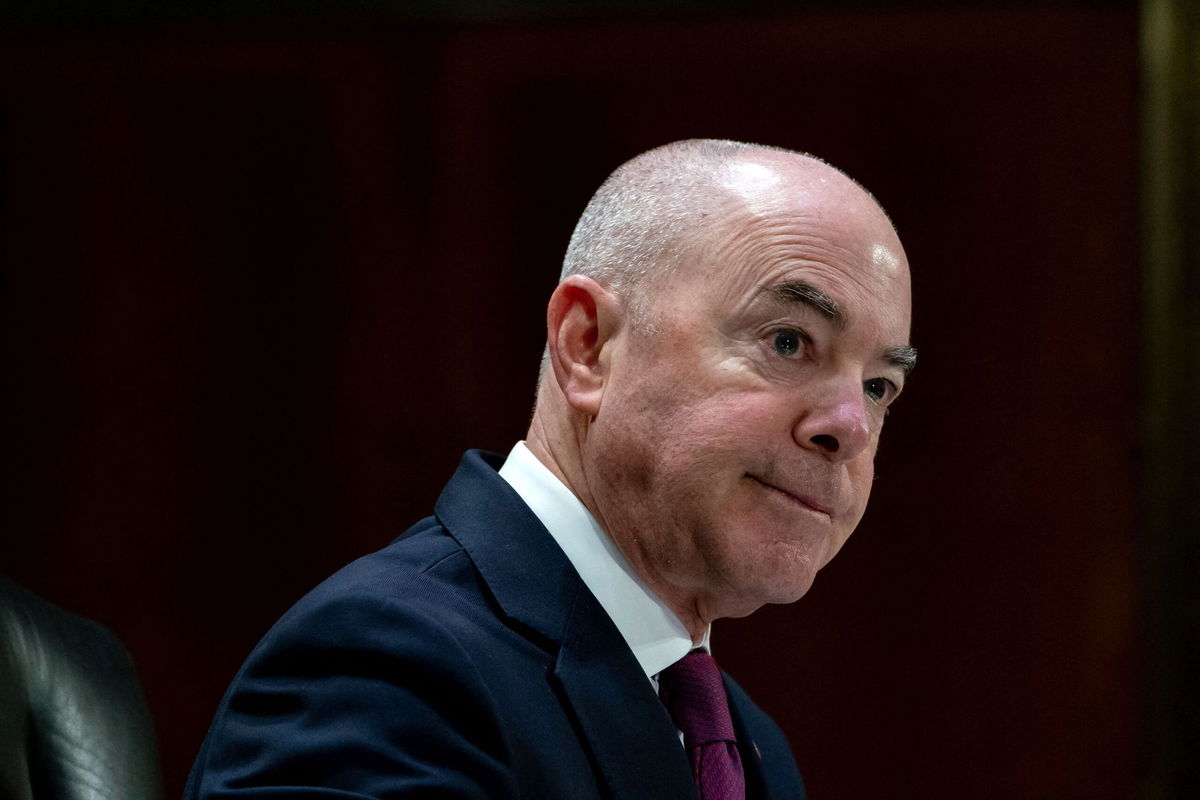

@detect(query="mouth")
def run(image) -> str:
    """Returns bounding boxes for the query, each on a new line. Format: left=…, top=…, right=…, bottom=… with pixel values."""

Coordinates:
left=747, top=475, right=833, bottom=518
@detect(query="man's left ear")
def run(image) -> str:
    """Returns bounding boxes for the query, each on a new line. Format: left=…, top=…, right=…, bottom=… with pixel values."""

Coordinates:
left=544, top=274, right=624, bottom=417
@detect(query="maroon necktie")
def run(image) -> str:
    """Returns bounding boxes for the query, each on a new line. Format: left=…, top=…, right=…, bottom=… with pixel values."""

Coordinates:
left=659, top=651, right=747, bottom=800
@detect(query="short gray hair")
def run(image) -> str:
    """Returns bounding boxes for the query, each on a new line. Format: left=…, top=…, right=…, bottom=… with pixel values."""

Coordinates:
left=560, top=139, right=797, bottom=321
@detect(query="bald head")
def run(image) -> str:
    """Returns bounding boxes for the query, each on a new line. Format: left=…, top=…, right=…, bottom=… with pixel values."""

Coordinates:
left=560, top=139, right=892, bottom=321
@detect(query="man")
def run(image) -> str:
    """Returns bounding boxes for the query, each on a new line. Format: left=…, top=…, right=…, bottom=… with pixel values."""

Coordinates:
left=187, top=139, right=915, bottom=799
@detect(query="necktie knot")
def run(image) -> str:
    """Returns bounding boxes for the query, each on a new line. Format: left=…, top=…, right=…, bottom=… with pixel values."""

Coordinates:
left=660, top=651, right=737, bottom=747
left=660, top=651, right=746, bottom=800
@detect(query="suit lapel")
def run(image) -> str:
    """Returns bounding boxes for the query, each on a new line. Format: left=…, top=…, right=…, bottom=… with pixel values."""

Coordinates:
left=552, top=583, right=695, bottom=799
left=436, top=451, right=696, bottom=799
left=726, top=679, right=771, bottom=800
left=725, top=673, right=807, bottom=800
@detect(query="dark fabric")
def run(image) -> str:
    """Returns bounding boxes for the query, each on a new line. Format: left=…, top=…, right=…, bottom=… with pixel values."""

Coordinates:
left=0, top=575, right=162, bottom=800
left=661, top=652, right=746, bottom=799
left=185, top=450, right=806, bottom=799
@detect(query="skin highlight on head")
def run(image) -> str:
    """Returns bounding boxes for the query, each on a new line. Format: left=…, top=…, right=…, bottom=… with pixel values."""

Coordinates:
left=526, top=139, right=914, bottom=643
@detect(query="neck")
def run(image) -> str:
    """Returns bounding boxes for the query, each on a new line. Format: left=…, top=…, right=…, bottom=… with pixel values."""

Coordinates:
left=525, top=398, right=713, bottom=643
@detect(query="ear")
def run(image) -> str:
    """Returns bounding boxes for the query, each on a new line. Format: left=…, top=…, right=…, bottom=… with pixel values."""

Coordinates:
left=545, top=275, right=623, bottom=417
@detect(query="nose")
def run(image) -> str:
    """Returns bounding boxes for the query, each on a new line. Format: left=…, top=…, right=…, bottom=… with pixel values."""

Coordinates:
left=793, top=379, right=872, bottom=462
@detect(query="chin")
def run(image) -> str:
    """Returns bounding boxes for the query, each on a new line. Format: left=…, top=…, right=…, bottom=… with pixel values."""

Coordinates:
left=750, top=533, right=828, bottom=599
left=761, top=569, right=820, bottom=605
left=713, top=574, right=817, bottom=620
left=718, top=554, right=822, bottom=616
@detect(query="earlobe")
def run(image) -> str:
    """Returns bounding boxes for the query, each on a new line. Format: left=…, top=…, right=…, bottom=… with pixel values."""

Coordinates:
left=545, top=275, right=621, bottom=417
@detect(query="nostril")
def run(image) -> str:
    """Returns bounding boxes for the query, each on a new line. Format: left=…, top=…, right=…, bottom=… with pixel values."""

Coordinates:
left=811, top=434, right=839, bottom=453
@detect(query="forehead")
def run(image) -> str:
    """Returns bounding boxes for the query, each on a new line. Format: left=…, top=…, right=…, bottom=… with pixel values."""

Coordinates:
left=678, top=176, right=912, bottom=339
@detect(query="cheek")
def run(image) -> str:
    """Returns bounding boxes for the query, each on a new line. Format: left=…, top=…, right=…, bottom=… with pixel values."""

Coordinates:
left=651, top=400, right=778, bottom=482
left=593, top=398, right=766, bottom=539
left=837, top=456, right=877, bottom=532
left=613, top=366, right=750, bottom=445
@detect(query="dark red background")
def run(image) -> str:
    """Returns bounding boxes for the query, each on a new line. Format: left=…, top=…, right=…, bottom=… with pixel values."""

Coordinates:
left=1, top=4, right=1146, bottom=797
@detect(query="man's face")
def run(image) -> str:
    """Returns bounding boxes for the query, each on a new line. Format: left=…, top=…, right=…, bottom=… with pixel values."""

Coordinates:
left=585, top=165, right=913, bottom=621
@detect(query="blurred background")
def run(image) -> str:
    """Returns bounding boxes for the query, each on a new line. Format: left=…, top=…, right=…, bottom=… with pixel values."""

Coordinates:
left=2, top=0, right=1196, bottom=796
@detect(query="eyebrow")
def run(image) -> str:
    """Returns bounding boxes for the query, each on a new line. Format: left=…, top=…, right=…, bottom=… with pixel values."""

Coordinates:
left=763, top=280, right=918, bottom=375
left=766, top=280, right=843, bottom=328
left=884, top=345, right=918, bottom=376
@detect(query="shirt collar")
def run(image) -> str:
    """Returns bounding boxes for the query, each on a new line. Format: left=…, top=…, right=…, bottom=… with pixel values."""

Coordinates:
left=498, top=441, right=708, bottom=681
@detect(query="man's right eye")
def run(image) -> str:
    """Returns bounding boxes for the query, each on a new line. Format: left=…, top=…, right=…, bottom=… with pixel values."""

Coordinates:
left=772, top=329, right=803, bottom=358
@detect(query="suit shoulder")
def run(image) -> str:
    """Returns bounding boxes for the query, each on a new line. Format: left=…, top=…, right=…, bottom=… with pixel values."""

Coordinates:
left=246, top=515, right=518, bottom=681
left=187, top=518, right=526, bottom=798
left=300, top=514, right=473, bottom=603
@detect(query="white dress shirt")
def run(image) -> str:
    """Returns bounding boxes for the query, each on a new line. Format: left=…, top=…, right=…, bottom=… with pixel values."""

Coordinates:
left=498, top=441, right=709, bottom=688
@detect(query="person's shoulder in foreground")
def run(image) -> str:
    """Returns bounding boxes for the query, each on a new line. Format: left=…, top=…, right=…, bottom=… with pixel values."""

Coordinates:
left=1, top=574, right=163, bottom=800
left=187, top=138, right=915, bottom=799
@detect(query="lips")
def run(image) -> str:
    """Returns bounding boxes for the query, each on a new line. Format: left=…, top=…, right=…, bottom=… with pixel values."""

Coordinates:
left=747, top=475, right=834, bottom=517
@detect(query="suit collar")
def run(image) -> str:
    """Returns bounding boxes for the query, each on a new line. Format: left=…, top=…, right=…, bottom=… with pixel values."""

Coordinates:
left=434, top=450, right=697, bottom=798
left=497, top=441, right=697, bottom=680
left=434, top=450, right=579, bottom=644
left=553, top=586, right=695, bottom=798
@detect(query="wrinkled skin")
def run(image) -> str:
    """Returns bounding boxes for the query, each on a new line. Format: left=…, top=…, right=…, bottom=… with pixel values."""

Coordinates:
left=532, top=152, right=913, bottom=640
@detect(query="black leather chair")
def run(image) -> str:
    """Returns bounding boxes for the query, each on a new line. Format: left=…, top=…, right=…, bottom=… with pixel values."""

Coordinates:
left=1, top=575, right=162, bottom=800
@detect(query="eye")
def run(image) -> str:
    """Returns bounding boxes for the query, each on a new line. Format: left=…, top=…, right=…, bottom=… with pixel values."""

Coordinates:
left=772, top=328, right=804, bottom=358
left=864, top=377, right=896, bottom=404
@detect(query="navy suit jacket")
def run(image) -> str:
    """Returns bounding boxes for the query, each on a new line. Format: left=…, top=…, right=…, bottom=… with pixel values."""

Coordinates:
left=187, top=451, right=806, bottom=799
